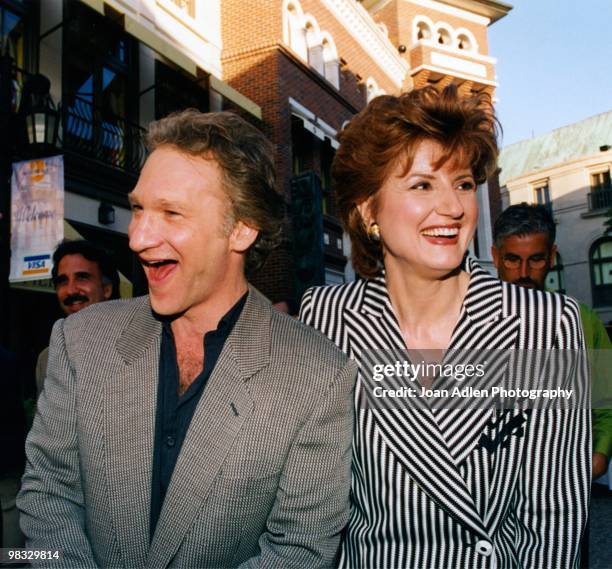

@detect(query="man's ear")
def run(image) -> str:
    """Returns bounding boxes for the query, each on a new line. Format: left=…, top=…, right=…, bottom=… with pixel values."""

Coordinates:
left=103, top=282, right=113, bottom=300
left=230, top=220, right=259, bottom=253
left=491, top=245, right=500, bottom=269
left=549, top=244, right=558, bottom=269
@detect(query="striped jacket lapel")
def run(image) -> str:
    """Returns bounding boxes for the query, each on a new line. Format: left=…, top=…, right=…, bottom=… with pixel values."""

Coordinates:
left=345, top=274, right=490, bottom=540
left=433, top=259, right=521, bottom=465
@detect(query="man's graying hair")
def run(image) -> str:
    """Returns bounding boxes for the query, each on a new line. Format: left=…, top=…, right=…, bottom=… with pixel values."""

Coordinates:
left=493, top=203, right=556, bottom=248
left=146, top=110, right=283, bottom=274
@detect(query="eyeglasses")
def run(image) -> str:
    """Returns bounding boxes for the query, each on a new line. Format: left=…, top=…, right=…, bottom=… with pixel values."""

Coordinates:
left=502, top=256, right=548, bottom=270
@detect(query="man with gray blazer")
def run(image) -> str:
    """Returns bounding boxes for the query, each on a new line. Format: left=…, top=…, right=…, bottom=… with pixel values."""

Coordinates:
left=18, top=110, right=356, bottom=568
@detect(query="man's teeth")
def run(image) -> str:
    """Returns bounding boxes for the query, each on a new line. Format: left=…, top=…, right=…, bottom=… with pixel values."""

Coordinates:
left=421, top=227, right=459, bottom=237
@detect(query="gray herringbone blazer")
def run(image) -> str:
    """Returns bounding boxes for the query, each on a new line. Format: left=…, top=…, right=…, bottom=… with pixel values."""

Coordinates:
left=18, top=287, right=356, bottom=568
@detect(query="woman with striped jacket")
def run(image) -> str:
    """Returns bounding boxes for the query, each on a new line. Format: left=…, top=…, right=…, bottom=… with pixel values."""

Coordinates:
left=299, top=86, right=589, bottom=568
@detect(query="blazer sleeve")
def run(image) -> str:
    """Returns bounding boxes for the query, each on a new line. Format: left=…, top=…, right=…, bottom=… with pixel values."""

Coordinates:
left=238, top=356, right=357, bottom=569
left=17, top=319, right=98, bottom=568
left=513, top=297, right=590, bottom=569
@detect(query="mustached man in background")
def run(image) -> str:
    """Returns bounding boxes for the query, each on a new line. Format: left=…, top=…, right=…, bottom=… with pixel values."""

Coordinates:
left=35, top=240, right=120, bottom=397
left=492, top=203, right=611, bottom=480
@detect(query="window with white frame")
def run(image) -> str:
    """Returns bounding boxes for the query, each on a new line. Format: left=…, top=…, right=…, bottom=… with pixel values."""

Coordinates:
left=534, top=181, right=552, bottom=213
left=591, top=169, right=611, bottom=192
left=457, top=33, right=472, bottom=51
left=416, top=21, right=432, bottom=41
left=589, top=168, right=611, bottom=211
left=322, top=36, right=339, bottom=89
left=305, top=21, right=324, bottom=74
left=285, top=2, right=307, bottom=60
left=437, top=27, right=452, bottom=46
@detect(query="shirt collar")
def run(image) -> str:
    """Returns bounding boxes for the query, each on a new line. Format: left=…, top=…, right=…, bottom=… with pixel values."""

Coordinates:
left=160, top=292, right=249, bottom=338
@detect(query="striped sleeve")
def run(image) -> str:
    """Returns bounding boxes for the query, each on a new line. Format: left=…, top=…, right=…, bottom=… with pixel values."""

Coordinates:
left=298, top=287, right=315, bottom=327
left=514, top=296, right=590, bottom=569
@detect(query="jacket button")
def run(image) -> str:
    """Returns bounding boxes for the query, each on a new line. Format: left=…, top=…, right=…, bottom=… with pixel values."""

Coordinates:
left=166, top=435, right=176, bottom=448
left=475, top=540, right=493, bottom=556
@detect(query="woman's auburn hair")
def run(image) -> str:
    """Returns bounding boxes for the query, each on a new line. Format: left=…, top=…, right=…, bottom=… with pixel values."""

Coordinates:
left=332, top=84, right=500, bottom=279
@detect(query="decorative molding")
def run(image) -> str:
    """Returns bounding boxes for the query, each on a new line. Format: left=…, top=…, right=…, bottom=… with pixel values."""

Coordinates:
left=409, top=40, right=497, bottom=63
left=404, top=0, right=490, bottom=25
left=410, top=63, right=496, bottom=86
left=319, top=0, right=408, bottom=88
left=431, top=51, right=487, bottom=76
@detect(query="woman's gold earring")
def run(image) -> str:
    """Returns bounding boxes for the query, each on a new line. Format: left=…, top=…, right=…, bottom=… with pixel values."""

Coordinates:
left=368, top=222, right=381, bottom=241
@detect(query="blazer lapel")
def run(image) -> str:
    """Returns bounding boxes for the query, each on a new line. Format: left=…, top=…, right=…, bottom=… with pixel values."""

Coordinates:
left=105, top=297, right=161, bottom=569
left=433, top=259, right=520, bottom=465
left=345, top=277, right=490, bottom=540
left=147, top=287, right=269, bottom=568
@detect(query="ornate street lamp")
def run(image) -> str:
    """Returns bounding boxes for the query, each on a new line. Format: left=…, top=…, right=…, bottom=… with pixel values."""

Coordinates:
left=20, top=73, right=59, bottom=151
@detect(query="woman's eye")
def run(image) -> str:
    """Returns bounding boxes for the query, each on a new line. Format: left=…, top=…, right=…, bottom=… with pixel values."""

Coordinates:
left=457, top=180, right=476, bottom=191
left=411, top=182, right=430, bottom=190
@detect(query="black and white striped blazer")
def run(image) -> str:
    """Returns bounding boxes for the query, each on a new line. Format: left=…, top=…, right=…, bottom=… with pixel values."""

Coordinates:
left=300, top=258, right=590, bottom=569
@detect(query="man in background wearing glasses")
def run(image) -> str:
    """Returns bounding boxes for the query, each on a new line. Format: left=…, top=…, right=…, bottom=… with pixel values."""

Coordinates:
left=492, top=202, right=611, bottom=481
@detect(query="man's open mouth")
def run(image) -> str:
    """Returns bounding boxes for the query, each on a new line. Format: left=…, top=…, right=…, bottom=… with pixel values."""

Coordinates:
left=141, top=259, right=178, bottom=283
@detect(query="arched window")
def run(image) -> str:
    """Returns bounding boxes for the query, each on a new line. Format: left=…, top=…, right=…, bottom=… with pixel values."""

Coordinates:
left=457, top=33, right=472, bottom=51
left=437, top=27, right=452, bottom=46
left=305, top=19, right=323, bottom=74
left=455, top=28, right=478, bottom=52
left=285, top=2, right=307, bottom=60
left=416, top=21, right=432, bottom=41
left=545, top=251, right=565, bottom=293
left=591, top=237, right=612, bottom=307
left=322, top=35, right=339, bottom=89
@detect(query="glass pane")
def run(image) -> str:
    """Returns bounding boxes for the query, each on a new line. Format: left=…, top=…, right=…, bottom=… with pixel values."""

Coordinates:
left=101, top=67, right=126, bottom=117
left=594, top=264, right=602, bottom=286
left=100, top=68, right=126, bottom=164
left=65, top=72, right=94, bottom=141
left=600, top=240, right=612, bottom=258
left=602, top=261, right=612, bottom=285
left=1, top=8, right=24, bottom=66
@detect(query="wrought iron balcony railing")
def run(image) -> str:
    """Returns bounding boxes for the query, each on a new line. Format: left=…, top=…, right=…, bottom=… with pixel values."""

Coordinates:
left=587, top=187, right=612, bottom=212
left=60, top=96, right=147, bottom=176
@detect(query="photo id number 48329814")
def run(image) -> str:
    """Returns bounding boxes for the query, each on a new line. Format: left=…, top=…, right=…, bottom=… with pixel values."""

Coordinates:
left=0, top=549, right=62, bottom=564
